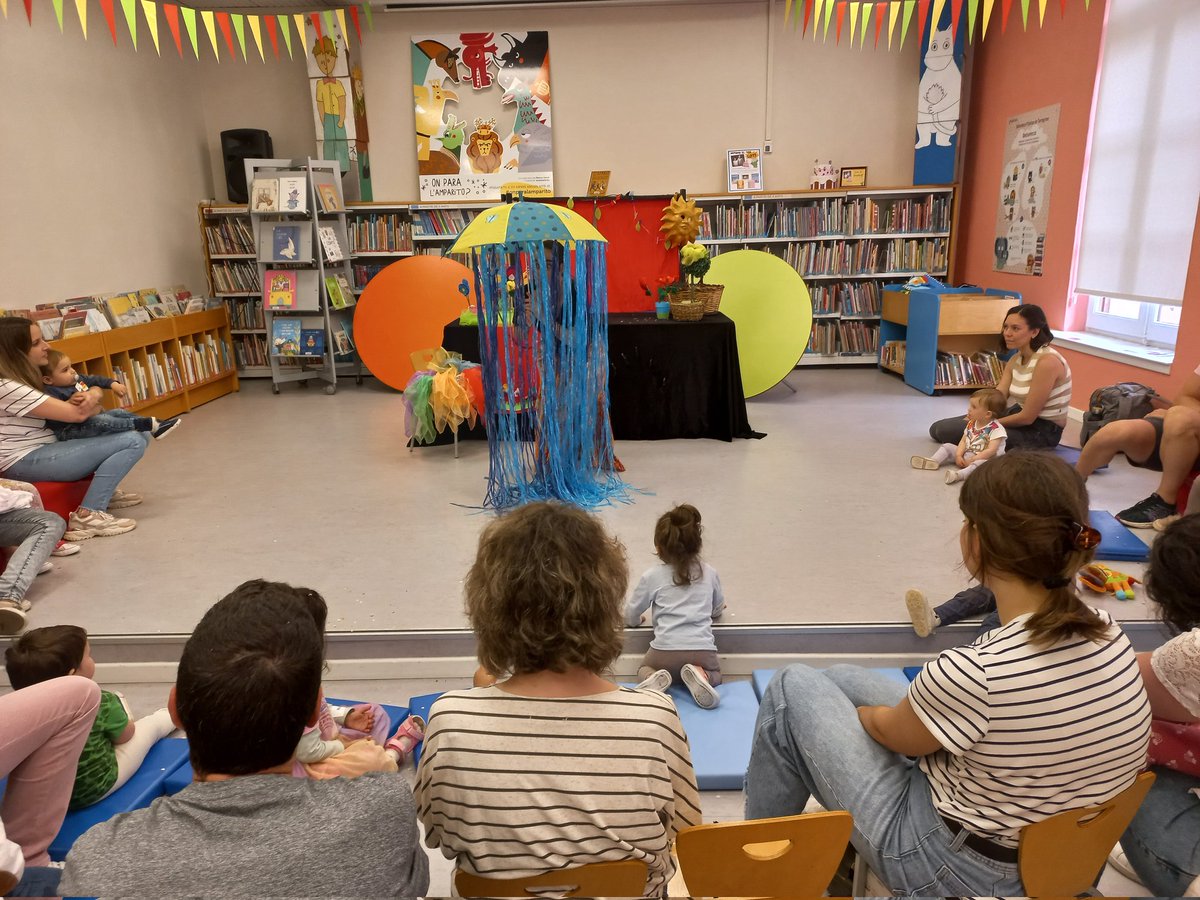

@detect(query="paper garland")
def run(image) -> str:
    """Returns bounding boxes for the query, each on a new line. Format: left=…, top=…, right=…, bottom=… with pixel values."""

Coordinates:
left=5, top=0, right=376, bottom=62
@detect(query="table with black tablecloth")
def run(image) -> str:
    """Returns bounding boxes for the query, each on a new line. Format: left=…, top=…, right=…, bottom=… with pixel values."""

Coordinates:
left=441, top=312, right=759, bottom=441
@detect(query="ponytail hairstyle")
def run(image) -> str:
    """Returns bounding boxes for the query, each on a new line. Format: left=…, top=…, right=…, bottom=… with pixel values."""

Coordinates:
left=958, top=452, right=1109, bottom=646
left=1144, top=514, right=1200, bottom=635
left=655, top=504, right=703, bottom=586
left=999, top=304, right=1054, bottom=353
left=0, top=317, right=45, bottom=389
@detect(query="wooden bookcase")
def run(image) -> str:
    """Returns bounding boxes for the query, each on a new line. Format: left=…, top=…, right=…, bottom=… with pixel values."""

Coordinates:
left=198, top=202, right=268, bottom=378
left=878, top=286, right=1019, bottom=395
left=51, top=309, right=238, bottom=418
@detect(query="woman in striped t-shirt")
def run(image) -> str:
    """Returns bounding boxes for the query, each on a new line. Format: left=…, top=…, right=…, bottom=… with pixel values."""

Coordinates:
left=746, top=453, right=1150, bottom=896
left=415, top=502, right=701, bottom=898
left=930, top=304, right=1072, bottom=450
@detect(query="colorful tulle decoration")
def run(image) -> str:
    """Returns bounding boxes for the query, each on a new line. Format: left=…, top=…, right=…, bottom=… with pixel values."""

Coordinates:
left=462, top=225, right=626, bottom=510
left=403, top=349, right=481, bottom=446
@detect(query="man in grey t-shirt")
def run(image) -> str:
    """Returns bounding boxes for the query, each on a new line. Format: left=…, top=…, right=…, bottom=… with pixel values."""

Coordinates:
left=60, top=580, right=428, bottom=898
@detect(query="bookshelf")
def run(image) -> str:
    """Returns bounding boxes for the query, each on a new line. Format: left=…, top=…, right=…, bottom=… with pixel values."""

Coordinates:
left=198, top=202, right=269, bottom=378
left=51, top=309, right=237, bottom=418
left=693, top=186, right=956, bottom=367
left=344, top=203, right=415, bottom=291
left=878, top=285, right=1019, bottom=395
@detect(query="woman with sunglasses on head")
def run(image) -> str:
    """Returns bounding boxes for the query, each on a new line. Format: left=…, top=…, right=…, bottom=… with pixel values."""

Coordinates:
left=746, top=453, right=1150, bottom=896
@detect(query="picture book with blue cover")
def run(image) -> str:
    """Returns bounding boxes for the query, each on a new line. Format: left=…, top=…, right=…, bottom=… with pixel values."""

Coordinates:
left=271, top=318, right=301, bottom=357
left=300, top=329, right=325, bottom=357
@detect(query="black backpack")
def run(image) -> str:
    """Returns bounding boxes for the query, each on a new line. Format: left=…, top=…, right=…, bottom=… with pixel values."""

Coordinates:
left=1080, top=382, right=1161, bottom=446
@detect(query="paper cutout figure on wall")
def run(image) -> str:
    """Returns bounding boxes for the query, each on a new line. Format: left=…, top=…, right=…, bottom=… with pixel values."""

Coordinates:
left=810, top=160, right=836, bottom=190
left=421, top=114, right=468, bottom=176
left=915, top=27, right=961, bottom=149
left=412, top=38, right=463, bottom=86
left=459, top=32, right=497, bottom=89
left=313, top=37, right=350, bottom=174
left=467, top=118, right=504, bottom=173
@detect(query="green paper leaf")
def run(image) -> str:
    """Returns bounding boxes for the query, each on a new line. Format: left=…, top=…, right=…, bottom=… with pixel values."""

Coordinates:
left=634, top=220, right=641, bottom=232
left=594, top=206, right=602, bottom=222
left=566, top=197, right=574, bottom=209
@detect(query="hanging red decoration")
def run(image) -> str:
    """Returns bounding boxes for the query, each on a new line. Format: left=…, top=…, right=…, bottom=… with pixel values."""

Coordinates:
left=264, top=13, right=279, bottom=59
left=347, top=5, right=362, bottom=43
left=163, top=3, right=183, bottom=55
left=917, top=0, right=931, bottom=44
left=835, top=1, right=846, bottom=42
left=875, top=1, right=887, bottom=47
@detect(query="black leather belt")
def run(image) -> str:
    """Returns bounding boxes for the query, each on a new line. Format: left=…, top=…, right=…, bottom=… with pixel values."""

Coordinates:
left=940, top=814, right=1020, bottom=864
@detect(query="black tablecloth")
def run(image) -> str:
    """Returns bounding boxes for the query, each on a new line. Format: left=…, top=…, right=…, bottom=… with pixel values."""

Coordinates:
left=441, top=313, right=759, bottom=441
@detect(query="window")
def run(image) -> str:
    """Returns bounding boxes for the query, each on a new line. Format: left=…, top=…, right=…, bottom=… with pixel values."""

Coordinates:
left=1084, top=295, right=1181, bottom=347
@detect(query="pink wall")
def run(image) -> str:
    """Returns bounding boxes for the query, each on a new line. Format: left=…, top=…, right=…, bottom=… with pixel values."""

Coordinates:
left=954, top=0, right=1200, bottom=404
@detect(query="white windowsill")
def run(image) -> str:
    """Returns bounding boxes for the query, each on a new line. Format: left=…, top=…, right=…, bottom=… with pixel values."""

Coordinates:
left=1056, top=331, right=1174, bottom=375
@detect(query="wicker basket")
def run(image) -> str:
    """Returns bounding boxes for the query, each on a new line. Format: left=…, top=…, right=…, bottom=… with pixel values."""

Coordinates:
left=669, top=295, right=705, bottom=321
left=695, top=284, right=724, bottom=315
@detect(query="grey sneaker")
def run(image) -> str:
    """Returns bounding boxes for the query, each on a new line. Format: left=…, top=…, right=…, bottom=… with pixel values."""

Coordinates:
left=108, top=489, right=143, bottom=509
left=0, top=600, right=27, bottom=635
left=65, top=508, right=137, bottom=541
left=681, top=663, right=720, bottom=709
left=1116, top=493, right=1176, bottom=528
left=635, top=669, right=672, bottom=694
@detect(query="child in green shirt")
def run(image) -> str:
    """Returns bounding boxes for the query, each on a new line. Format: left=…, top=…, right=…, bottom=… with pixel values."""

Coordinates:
left=4, top=625, right=175, bottom=809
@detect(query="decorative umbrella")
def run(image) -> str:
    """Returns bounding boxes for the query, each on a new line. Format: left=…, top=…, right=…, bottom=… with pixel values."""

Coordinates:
left=451, top=200, right=625, bottom=510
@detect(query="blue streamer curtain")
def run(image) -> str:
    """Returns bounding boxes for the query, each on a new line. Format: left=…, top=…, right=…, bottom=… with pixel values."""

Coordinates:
left=470, top=240, right=626, bottom=510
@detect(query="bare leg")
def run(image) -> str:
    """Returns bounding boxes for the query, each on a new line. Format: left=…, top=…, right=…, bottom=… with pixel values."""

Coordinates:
left=1077, top=417, right=1159, bottom=478
left=1155, top=407, right=1200, bottom=500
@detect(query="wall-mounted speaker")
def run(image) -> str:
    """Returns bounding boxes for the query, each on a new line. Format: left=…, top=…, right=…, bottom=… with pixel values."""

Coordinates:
left=221, top=129, right=273, bottom=204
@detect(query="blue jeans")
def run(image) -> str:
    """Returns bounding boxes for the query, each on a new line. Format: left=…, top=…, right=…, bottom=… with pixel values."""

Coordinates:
left=50, top=409, right=152, bottom=442
left=1121, top=766, right=1200, bottom=896
left=745, top=664, right=1023, bottom=897
left=2, top=432, right=149, bottom=511
left=8, top=865, right=62, bottom=897
left=0, top=508, right=64, bottom=602
left=935, top=584, right=1000, bottom=631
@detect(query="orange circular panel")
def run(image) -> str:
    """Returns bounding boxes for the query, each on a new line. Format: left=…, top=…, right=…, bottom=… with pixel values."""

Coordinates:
left=354, top=257, right=477, bottom=390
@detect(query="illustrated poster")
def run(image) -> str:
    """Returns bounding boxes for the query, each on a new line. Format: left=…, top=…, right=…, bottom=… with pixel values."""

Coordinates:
left=993, top=104, right=1059, bottom=276
left=412, top=31, right=553, bottom=202
left=726, top=148, right=762, bottom=193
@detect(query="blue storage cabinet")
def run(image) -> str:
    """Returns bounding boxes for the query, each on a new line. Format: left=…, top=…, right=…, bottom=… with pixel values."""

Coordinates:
left=878, top=285, right=1020, bottom=395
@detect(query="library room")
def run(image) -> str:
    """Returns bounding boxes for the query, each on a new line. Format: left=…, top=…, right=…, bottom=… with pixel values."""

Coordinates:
left=1, top=0, right=1198, bottom=896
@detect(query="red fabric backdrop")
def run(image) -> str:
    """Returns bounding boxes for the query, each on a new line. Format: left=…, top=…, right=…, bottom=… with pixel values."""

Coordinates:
left=550, top=197, right=680, bottom=313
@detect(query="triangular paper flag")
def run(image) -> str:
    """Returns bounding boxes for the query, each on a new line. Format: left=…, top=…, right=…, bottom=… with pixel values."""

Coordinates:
left=321, top=9, right=334, bottom=40
left=888, top=0, right=900, bottom=47
left=1059, top=0, right=1066, bottom=16
left=835, top=1, right=845, bottom=43
left=201, top=9, right=219, bottom=58
left=292, top=14, right=306, bottom=54
left=182, top=5, right=198, bottom=58
left=813, top=0, right=824, bottom=39
left=278, top=15, right=292, bottom=59
left=232, top=13, right=246, bottom=60
left=51, top=0, right=64, bottom=30
left=982, top=0, right=995, bottom=37
left=900, top=0, right=915, bottom=46
left=802, top=0, right=814, bottom=34
left=140, top=0, right=159, bottom=53
left=916, top=0, right=929, bottom=45
left=163, top=3, right=182, bottom=56
left=1037, top=0, right=1047, bottom=25
left=335, top=8, right=348, bottom=46
left=74, top=0, right=87, bottom=38
left=118, top=0, right=135, bottom=44
left=930, top=0, right=945, bottom=43
left=22, top=0, right=31, bottom=23
left=859, top=2, right=871, bottom=45
left=875, top=1, right=887, bottom=46
left=1019, top=0, right=1029, bottom=29
left=950, top=0, right=962, bottom=39
left=309, top=11, right=321, bottom=40
left=216, top=11, right=234, bottom=57
left=823, top=0, right=835, bottom=39
left=361, top=2, right=372, bottom=31
left=1, top=0, right=8, bottom=21
left=99, top=0, right=116, bottom=43
left=248, top=15, right=264, bottom=61
left=1001, top=0, right=1013, bottom=32
left=265, top=13, right=278, bottom=58
left=849, top=2, right=859, bottom=44
left=347, top=5, right=361, bottom=42
left=967, top=0, right=978, bottom=40
left=784, top=0, right=792, bottom=25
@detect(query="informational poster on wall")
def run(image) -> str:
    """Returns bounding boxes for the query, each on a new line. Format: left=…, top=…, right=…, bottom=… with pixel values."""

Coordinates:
left=411, top=32, right=553, bottom=202
left=726, top=148, right=763, bottom=193
left=993, top=104, right=1059, bottom=276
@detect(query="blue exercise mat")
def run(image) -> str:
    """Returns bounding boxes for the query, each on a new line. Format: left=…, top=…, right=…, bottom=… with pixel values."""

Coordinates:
left=1090, top=509, right=1151, bottom=561
left=752, top=667, right=911, bottom=701
left=666, top=680, right=760, bottom=791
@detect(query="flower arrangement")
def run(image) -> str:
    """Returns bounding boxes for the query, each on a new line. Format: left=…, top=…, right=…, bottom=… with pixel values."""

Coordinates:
left=639, top=275, right=678, bottom=302
left=680, top=243, right=711, bottom=285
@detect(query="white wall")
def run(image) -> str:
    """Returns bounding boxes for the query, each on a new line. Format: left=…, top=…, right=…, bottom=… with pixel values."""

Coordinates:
left=0, top=1, right=922, bottom=307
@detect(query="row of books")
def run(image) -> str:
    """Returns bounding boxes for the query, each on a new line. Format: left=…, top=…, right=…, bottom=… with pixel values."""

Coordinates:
left=349, top=214, right=413, bottom=253
left=6, top=288, right=214, bottom=340
left=934, top=350, right=1003, bottom=387
left=352, top=263, right=388, bottom=290
left=881, top=340, right=907, bottom=372
left=250, top=175, right=343, bottom=215
left=810, top=282, right=882, bottom=317
left=808, top=320, right=880, bottom=356
left=181, top=336, right=232, bottom=383
left=269, top=319, right=356, bottom=359
left=233, top=333, right=270, bottom=368
left=412, top=208, right=473, bottom=237
left=766, top=238, right=948, bottom=277
left=212, top=261, right=260, bottom=294
left=112, top=355, right=181, bottom=406
left=842, top=195, right=952, bottom=235
left=204, top=217, right=255, bottom=255
left=225, top=297, right=265, bottom=331
left=696, top=195, right=951, bottom=240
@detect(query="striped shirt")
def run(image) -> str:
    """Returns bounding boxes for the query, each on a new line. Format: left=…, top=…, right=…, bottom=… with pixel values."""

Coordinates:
left=1007, top=345, right=1073, bottom=426
left=414, top=685, right=702, bottom=896
left=0, top=378, right=56, bottom=470
left=909, top=608, right=1150, bottom=846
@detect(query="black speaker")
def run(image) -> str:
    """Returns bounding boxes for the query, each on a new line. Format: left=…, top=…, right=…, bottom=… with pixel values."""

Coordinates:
left=221, top=129, right=274, bottom=203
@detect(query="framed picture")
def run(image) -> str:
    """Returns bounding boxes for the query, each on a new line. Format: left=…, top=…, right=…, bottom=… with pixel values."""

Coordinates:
left=839, top=166, right=868, bottom=188
left=586, top=171, right=611, bottom=197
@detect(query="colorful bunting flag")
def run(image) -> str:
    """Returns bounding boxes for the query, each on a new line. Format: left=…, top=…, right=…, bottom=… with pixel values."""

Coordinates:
left=321, top=9, right=333, bottom=41
left=875, top=1, right=887, bottom=47
left=1, top=0, right=8, bottom=20
left=1019, top=0, right=1029, bottom=29
left=182, top=5, right=198, bottom=58
left=118, top=0, right=135, bottom=46
left=982, top=0, right=995, bottom=37
left=967, top=0, right=978, bottom=40
left=1001, top=0, right=1013, bottom=32
left=900, top=0, right=914, bottom=47
left=813, top=0, right=824, bottom=40
left=334, top=8, right=348, bottom=47
left=51, top=0, right=64, bottom=30
left=835, top=1, right=845, bottom=43
left=278, top=14, right=293, bottom=59
left=915, top=0, right=929, bottom=45
left=784, top=0, right=792, bottom=25
left=823, top=0, right=835, bottom=39
left=888, top=0, right=899, bottom=48
left=859, top=2, right=871, bottom=45
left=1059, top=0, right=1067, bottom=16
left=23, top=0, right=32, bottom=23
left=99, top=0, right=116, bottom=43
left=1037, top=0, right=1047, bottom=25
left=849, top=2, right=858, bottom=45
left=292, top=13, right=306, bottom=54
left=231, top=12, right=246, bottom=60
left=248, top=15, right=264, bottom=61
left=264, top=13, right=278, bottom=58
left=950, top=0, right=962, bottom=39
left=347, top=5, right=362, bottom=43
left=216, top=11, right=234, bottom=57
left=162, top=3, right=181, bottom=56
left=74, top=0, right=87, bottom=38
left=802, top=0, right=814, bottom=35
left=930, top=0, right=945, bottom=43
left=201, top=8, right=218, bottom=58
left=309, top=11, right=321, bottom=41
left=361, top=2, right=372, bottom=31
left=140, top=0, right=158, bottom=53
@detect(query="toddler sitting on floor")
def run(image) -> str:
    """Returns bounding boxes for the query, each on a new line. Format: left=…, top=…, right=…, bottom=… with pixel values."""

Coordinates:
left=911, top=388, right=1007, bottom=484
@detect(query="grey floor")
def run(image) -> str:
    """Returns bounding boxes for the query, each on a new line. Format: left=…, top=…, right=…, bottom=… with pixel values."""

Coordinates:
left=27, top=367, right=1160, bottom=637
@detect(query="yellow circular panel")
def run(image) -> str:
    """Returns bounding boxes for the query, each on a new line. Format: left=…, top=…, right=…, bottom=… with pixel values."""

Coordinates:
left=706, top=249, right=813, bottom=398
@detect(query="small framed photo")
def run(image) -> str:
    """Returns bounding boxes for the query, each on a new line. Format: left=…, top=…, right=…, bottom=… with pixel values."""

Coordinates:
left=839, top=166, right=868, bottom=188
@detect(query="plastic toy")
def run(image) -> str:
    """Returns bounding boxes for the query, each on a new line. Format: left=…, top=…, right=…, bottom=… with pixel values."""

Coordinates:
left=1078, top=563, right=1139, bottom=600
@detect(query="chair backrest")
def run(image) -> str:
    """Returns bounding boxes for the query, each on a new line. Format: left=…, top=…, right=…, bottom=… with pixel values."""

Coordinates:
left=675, top=811, right=854, bottom=898
left=1019, top=771, right=1156, bottom=897
left=455, top=860, right=649, bottom=898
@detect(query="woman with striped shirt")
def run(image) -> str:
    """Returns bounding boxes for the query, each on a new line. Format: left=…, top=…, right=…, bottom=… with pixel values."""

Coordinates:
left=746, top=453, right=1150, bottom=896
left=930, top=304, right=1072, bottom=449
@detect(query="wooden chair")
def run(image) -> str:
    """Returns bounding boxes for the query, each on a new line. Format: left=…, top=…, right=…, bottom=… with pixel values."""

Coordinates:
left=1019, top=771, right=1156, bottom=897
left=675, top=811, right=854, bottom=898
left=455, top=860, right=649, bottom=898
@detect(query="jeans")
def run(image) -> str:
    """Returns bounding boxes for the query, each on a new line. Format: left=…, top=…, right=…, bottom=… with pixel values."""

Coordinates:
left=8, top=866, right=62, bottom=897
left=745, top=664, right=1023, bottom=896
left=0, top=508, right=64, bottom=603
left=50, top=410, right=152, bottom=442
left=934, top=584, right=1000, bottom=631
left=929, top=405, right=1064, bottom=450
left=3, top=431, right=149, bottom=511
left=1121, top=766, right=1200, bottom=896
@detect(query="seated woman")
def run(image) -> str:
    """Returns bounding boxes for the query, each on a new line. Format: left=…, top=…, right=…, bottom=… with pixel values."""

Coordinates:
left=0, top=318, right=147, bottom=543
left=746, top=453, right=1150, bottom=896
left=415, top=501, right=701, bottom=898
left=1116, top=514, right=1199, bottom=896
left=929, top=304, right=1072, bottom=450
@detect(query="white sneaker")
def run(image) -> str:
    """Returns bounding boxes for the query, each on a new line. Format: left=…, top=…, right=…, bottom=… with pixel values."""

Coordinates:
left=37, top=561, right=53, bottom=575
left=0, top=600, right=27, bottom=635
left=636, top=669, right=672, bottom=694
left=945, top=469, right=961, bottom=485
left=906, top=589, right=938, bottom=638
left=108, top=489, right=143, bottom=509
left=1107, top=844, right=1141, bottom=883
left=1153, top=513, right=1182, bottom=533
left=681, top=663, right=721, bottom=709
left=51, top=540, right=81, bottom=557
left=65, top=508, right=137, bottom=541
left=911, top=456, right=940, bottom=470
